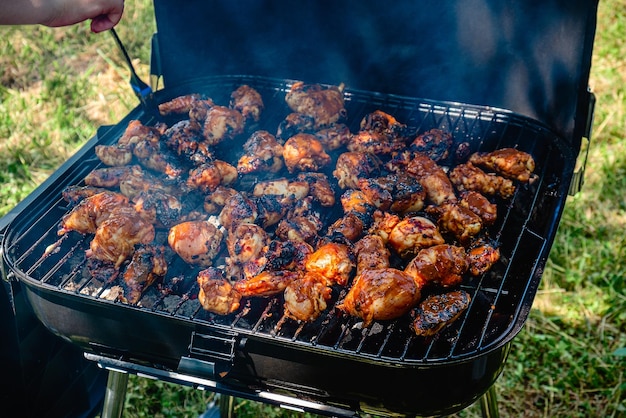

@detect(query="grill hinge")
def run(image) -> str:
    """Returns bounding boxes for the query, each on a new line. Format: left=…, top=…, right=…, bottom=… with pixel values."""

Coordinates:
left=569, top=90, right=595, bottom=195
left=178, top=330, right=238, bottom=380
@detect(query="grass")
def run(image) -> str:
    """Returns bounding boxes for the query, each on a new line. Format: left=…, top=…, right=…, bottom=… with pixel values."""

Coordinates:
left=1, top=1, right=624, bottom=417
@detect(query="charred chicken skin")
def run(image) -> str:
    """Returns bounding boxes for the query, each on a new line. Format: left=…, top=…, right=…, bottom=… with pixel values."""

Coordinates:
left=230, top=84, right=264, bottom=123
left=121, top=244, right=167, bottom=304
left=237, top=130, right=284, bottom=174
left=409, top=128, right=454, bottom=163
left=333, top=151, right=382, bottom=190
left=285, top=81, right=347, bottom=129
left=412, top=290, right=471, bottom=337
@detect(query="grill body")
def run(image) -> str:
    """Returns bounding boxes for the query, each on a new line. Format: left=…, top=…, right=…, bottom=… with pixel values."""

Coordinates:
left=0, top=1, right=599, bottom=416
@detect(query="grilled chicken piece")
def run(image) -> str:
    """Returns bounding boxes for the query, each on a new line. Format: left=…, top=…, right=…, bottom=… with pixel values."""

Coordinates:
left=340, top=189, right=376, bottom=216
left=204, top=186, right=238, bottom=214
left=187, top=160, right=238, bottom=194
left=305, top=242, right=355, bottom=286
left=426, top=202, right=483, bottom=244
left=226, top=223, right=269, bottom=265
left=234, top=270, right=300, bottom=298
left=230, top=85, right=264, bottom=123
left=162, top=119, right=213, bottom=166
left=95, top=144, right=133, bottom=166
left=84, top=165, right=137, bottom=188
left=118, top=166, right=181, bottom=199
left=197, top=267, right=242, bottom=315
left=405, top=244, right=468, bottom=288
left=467, top=242, right=501, bottom=276
left=167, top=220, right=223, bottom=267
left=219, top=192, right=258, bottom=231
left=459, top=191, right=497, bottom=226
left=314, top=123, right=352, bottom=151
left=296, top=172, right=336, bottom=207
left=253, top=194, right=290, bottom=229
left=282, top=133, right=332, bottom=173
left=326, top=212, right=364, bottom=242
left=262, top=239, right=314, bottom=272
left=405, top=152, right=457, bottom=205
left=121, top=244, right=167, bottom=304
left=369, top=210, right=401, bottom=244
left=132, top=136, right=185, bottom=178
left=285, top=81, right=346, bottom=129
left=449, top=162, right=515, bottom=199
left=357, top=173, right=425, bottom=214
left=333, top=151, right=382, bottom=190
left=283, top=271, right=333, bottom=322
left=192, top=105, right=245, bottom=146
left=158, top=94, right=208, bottom=116
left=59, top=191, right=130, bottom=235
left=276, top=112, right=315, bottom=141
left=410, top=128, right=454, bottom=163
left=387, top=216, right=445, bottom=258
left=87, top=206, right=155, bottom=268
left=469, top=148, right=536, bottom=182
left=252, top=178, right=309, bottom=202
left=117, top=119, right=162, bottom=149
left=412, top=290, right=471, bottom=337
left=353, top=235, right=390, bottom=275
left=237, top=130, right=284, bottom=174
left=275, top=196, right=324, bottom=243
left=347, top=130, right=407, bottom=155
left=359, top=110, right=407, bottom=137
left=337, top=268, right=420, bottom=327
left=62, top=185, right=110, bottom=206
left=132, top=190, right=185, bottom=229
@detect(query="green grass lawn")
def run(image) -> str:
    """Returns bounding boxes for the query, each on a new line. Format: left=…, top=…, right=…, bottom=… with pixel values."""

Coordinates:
left=1, top=1, right=624, bottom=417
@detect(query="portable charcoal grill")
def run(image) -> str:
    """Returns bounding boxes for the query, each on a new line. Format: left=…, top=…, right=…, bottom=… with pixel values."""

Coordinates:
left=0, top=1, right=598, bottom=417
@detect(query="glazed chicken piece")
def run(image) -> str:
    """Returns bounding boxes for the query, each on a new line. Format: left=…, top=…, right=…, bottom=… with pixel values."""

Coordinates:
left=118, top=165, right=181, bottom=200
left=132, top=190, right=186, bottom=229
left=252, top=178, right=309, bottom=203
left=449, top=162, right=515, bottom=199
left=262, top=239, right=314, bottom=272
left=158, top=94, right=209, bottom=116
left=333, top=151, right=382, bottom=190
left=412, top=290, right=471, bottom=337
left=95, top=144, right=133, bottom=167
left=62, top=185, right=110, bottom=206
left=357, top=173, right=425, bottom=214
left=314, top=123, right=352, bottom=151
left=230, top=85, right=264, bottom=123
left=237, top=130, right=284, bottom=175
left=347, top=130, right=407, bottom=155
left=467, top=242, right=501, bottom=276
left=117, top=119, right=162, bottom=149
left=132, top=136, right=185, bottom=178
left=167, top=220, right=223, bottom=267
left=468, top=148, right=536, bottom=182
left=226, top=223, right=269, bottom=265
left=187, top=160, right=238, bottom=194
left=121, top=244, right=167, bottom=304
left=305, top=242, right=355, bottom=286
left=285, top=81, right=347, bottom=129
left=405, top=152, right=457, bottom=205
left=325, top=212, right=364, bottom=242
left=405, top=244, right=468, bottom=288
left=353, top=235, right=390, bottom=275
left=204, top=186, right=238, bottom=214
left=83, top=165, right=138, bottom=188
left=459, top=191, right=498, bottom=226
left=234, top=270, right=300, bottom=298
left=368, top=210, right=401, bottom=244
left=296, top=172, right=336, bottom=207
left=340, top=189, right=376, bottom=216
left=86, top=206, right=155, bottom=268
left=162, top=119, right=213, bottom=166
left=197, top=267, right=242, bottom=315
left=409, top=128, right=454, bottom=163
left=387, top=216, right=445, bottom=258
left=426, top=202, right=483, bottom=244
left=218, top=192, right=258, bottom=231
left=192, top=105, right=245, bottom=146
left=337, top=268, right=420, bottom=327
left=282, top=133, right=331, bottom=173
left=58, top=191, right=130, bottom=235
left=276, top=112, right=315, bottom=141
left=253, top=194, right=290, bottom=229
left=283, top=271, right=333, bottom=322
left=274, top=211, right=323, bottom=243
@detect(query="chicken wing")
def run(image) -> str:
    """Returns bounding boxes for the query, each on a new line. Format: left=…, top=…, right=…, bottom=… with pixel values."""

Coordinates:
left=449, top=162, right=515, bottom=199
left=404, top=244, right=468, bottom=288
left=197, top=267, right=242, bottom=315
left=234, top=270, right=299, bottom=298
left=353, top=234, right=390, bottom=275
left=230, top=84, right=264, bottom=123
left=121, top=244, right=167, bottom=304
left=468, top=148, right=535, bottom=182
left=387, top=216, right=445, bottom=258
left=305, top=242, right=355, bottom=286
left=409, top=128, right=454, bottom=163
left=167, top=220, right=223, bottom=267
left=282, top=133, right=331, bottom=173
left=283, top=271, right=333, bottom=322
left=333, top=151, right=382, bottom=190
left=405, top=152, right=457, bottom=205
left=237, top=130, right=284, bottom=174
left=285, top=81, right=346, bottom=129
left=412, top=290, right=471, bottom=337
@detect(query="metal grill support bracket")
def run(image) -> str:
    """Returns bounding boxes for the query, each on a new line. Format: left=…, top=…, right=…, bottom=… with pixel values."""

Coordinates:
left=178, top=330, right=238, bottom=380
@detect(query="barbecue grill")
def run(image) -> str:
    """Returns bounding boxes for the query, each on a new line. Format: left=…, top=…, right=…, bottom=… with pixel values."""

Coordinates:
left=0, top=1, right=598, bottom=417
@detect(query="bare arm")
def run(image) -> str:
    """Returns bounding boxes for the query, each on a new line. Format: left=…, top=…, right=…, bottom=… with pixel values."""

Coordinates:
left=0, top=0, right=124, bottom=33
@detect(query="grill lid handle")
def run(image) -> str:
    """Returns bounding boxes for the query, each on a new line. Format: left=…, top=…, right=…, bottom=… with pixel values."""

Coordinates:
left=178, top=330, right=238, bottom=379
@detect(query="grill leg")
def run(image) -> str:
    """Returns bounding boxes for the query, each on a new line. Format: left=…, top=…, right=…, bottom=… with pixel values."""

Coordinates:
left=479, top=385, right=499, bottom=418
left=101, top=370, right=129, bottom=418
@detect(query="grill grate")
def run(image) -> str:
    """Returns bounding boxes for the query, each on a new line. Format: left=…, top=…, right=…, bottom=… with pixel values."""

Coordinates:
left=3, top=75, right=571, bottom=366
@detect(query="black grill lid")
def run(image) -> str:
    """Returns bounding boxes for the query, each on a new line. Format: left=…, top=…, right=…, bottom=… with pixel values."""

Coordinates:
left=151, top=0, right=597, bottom=145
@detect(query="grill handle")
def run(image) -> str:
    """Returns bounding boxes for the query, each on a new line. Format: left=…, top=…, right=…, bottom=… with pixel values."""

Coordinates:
left=177, top=330, right=238, bottom=380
